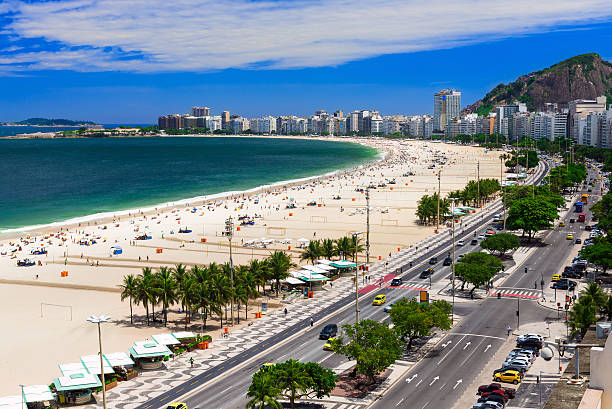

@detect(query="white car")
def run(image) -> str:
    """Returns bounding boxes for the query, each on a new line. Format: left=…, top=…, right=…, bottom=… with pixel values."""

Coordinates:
left=457, top=240, right=465, bottom=246
left=478, top=234, right=485, bottom=240
left=518, top=333, right=543, bottom=342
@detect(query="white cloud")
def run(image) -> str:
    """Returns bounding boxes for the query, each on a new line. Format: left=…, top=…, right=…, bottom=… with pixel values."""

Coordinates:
left=1, top=0, right=612, bottom=73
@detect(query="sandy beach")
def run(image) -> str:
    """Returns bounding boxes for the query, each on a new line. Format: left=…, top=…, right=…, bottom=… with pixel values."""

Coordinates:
left=0, top=137, right=504, bottom=395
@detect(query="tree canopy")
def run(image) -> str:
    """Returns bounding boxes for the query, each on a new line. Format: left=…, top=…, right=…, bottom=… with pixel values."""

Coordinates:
left=331, top=319, right=402, bottom=383
left=455, top=252, right=503, bottom=297
left=389, top=298, right=452, bottom=348
left=506, top=196, right=559, bottom=240
left=480, top=233, right=521, bottom=256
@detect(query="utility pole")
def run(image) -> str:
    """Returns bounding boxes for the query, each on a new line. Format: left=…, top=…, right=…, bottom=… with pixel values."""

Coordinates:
left=500, top=154, right=507, bottom=232
left=437, top=170, right=441, bottom=233
left=477, top=161, right=480, bottom=208
left=366, top=188, right=370, bottom=265
left=225, top=216, right=235, bottom=326
left=450, top=198, right=457, bottom=323
left=354, top=232, right=360, bottom=323
left=517, top=296, right=520, bottom=330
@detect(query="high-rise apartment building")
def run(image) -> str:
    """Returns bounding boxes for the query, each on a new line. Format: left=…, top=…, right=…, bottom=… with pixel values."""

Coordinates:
left=567, top=96, right=607, bottom=141
left=433, top=89, right=461, bottom=132
left=221, top=111, right=230, bottom=130
left=191, top=106, right=210, bottom=117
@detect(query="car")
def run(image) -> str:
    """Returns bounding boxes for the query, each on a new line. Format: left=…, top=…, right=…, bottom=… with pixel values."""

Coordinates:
left=551, top=274, right=562, bottom=281
left=478, top=234, right=485, bottom=240
left=506, top=353, right=534, bottom=364
left=429, top=257, right=438, bottom=265
left=585, top=225, right=593, bottom=231
left=478, top=383, right=502, bottom=395
left=481, top=393, right=507, bottom=405
left=260, top=363, right=276, bottom=371
left=471, top=239, right=479, bottom=245
left=443, top=257, right=452, bottom=266
left=494, top=369, right=521, bottom=384
left=319, top=323, right=338, bottom=339
left=517, top=334, right=543, bottom=342
left=383, top=303, right=395, bottom=313
left=390, top=277, right=403, bottom=287
left=552, top=280, right=576, bottom=290
left=502, top=359, right=531, bottom=371
left=166, top=403, right=188, bottom=409
left=559, top=221, right=566, bottom=227
left=507, top=349, right=536, bottom=361
left=323, top=337, right=337, bottom=351
left=485, top=230, right=496, bottom=237
left=562, top=269, right=582, bottom=279
left=372, top=295, right=386, bottom=305
left=566, top=233, right=574, bottom=240
left=494, top=366, right=526, bottom=377
left=420, top=268, right=434, bottom=279
left=457, top=239, right=465, bottom=246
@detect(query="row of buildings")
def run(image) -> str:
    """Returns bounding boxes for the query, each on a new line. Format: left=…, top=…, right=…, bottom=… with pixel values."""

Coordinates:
left=157, top=93, right=611, bottom=148
left=158, top=107, right=435, bottom=138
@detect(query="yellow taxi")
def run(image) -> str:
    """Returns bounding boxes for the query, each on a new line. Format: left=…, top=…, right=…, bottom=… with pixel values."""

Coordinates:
left=559, top=221, right=565, bottom=227
left=260, top=363, right=276, bottom=372
left=494, top=369, right=521, bottom=385
left=323, top=337, right=337, bottom=351
left=372, top=294, right=387, bottom=306
left=552, top=274, right=562, bottom=281
left=567, top=233, right=574, bottom=240
left=166, top=403, right=188, bottom=409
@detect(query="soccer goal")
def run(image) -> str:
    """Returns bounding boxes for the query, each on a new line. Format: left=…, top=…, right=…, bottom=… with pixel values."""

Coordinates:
left=381, top=219, right=399, bottom=226
left=40, top=302, right=73, bottom=321
left=266, top=227, right=286, bottom=236
left=310, top=216, right=328, bottom=223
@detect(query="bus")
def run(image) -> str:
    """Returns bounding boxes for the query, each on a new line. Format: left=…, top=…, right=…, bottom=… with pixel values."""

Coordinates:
left=574, top=202, right=583, bottom=212
left=581, top=193, right=589, bottom=204
left=578, top=213, right=586, bottom=222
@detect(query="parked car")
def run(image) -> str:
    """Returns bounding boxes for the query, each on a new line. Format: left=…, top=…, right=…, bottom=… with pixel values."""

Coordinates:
left=551, top=279, right=576, bottom=290
left=478, top=383, right=502, bottom=395
left=562, top=269, right=582, bottom=279
left=319, top=324, right=338, bottom=339
left=494, top=369, right=521, bottom=385
left=551, top=274, right=562, bottom=281
left=390, top=277, right=403, bottom=286
left=494, top=366, right=526, bottom=377
left=585, top=225, right=593, bottom=231
left=429, top=257, right=438, bottom=265
left=502, top=358, right=530, bottom=371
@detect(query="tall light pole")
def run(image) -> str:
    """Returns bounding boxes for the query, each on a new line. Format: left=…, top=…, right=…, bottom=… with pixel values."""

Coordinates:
left=365, top=188, right=370, bottom=265
left=225, top=217, right=235, bottom=326
left=87, top=314, right=111, bottom=409
left=449, top=198, right=458, bottom=323
left=500, top=154, right=507, bottom=232
left=436, top=170, right=442, bottom=233
left=477, top=161, right=480, bottom=208
left=19, top=384, right=24, bottom=409
left=352, top=232, right=363, bottom=323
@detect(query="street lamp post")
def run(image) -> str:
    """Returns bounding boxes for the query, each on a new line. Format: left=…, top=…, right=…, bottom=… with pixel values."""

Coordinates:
left=436, top=170, right=442, bottom=233
left=449, top=197, right=458, bottom=322
left=19, top=384, right=24, bottom=409
left=225, top=217, right=235, bottom=326
left=500, top=154, right=507, bottom=232
left=477, top=161, right=480, bottom=208
left=87, top=314, right=111, bottom=409
left=365, top=188, right=370, bottom=265
left=352, top=231, right=362, bottom=323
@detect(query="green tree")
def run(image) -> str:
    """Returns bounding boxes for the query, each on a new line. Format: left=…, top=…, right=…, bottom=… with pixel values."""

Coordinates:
left=567, top=295, right=598, bottom=337
left=334, top=236, right=353, bottom=260
left=349, top=234, right=365, bottom=263
left=480, top=233, right=521, bottom=256
left=246, top=372, right=282, bottom=409
left=389, top=298, right=452, bottom=348
left=119, top=274, right=139, bottom=324
left=581, top=282, right=607, bottom=312
left=267, top=251, right=294, bottom=296
left=580, top=241, right=612, bottom=274
left=320, top=238, right=337, bottom=260
left=248, top=259, right=269, bottom=294
left=506, top=196, right=559, bottom=240
left=275, top=359, right=311, bottom=408
left=136, top=267, right=156, bottom=326
left=302, top=362, right=337, bottom=400
left=602, top=295, right=612, bottom=321
left=331, top=319, right=402, bottom=384
left=455, top=252, right=503, bottom=297
left=210, top=268, right=231, bottom=328
left=300, top=240, right=322, bottom=265
left=590, top=191, right=612, bottom=232
left=156, top=266, right=178, bottom=327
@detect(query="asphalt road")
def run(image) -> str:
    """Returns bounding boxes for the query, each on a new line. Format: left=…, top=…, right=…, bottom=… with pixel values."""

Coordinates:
left=138, top=159, right=602, bottom=409
left=369, top=163, right=604, bottom=409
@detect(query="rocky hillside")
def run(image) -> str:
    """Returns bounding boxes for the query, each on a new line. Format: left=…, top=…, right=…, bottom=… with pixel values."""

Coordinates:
left=465, top=53, right=612, bottom=115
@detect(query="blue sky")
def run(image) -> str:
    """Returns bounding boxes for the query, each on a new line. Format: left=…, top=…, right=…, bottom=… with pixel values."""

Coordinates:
left=1, top=0, right=612, bottom=124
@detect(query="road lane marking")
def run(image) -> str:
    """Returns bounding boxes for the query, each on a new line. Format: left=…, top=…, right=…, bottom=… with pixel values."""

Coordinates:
left=459, top=338, right=486, bottom=368
left=448, top=333, right=504, bottom=340
left=454, top=379, right=463, bottom=390
left=176, top=388, right=184, bottom=393
left=429, top=376, right=439, bottom=386
left=421, top=401, right=430, bottom=409
left=415, top=379, right=423, bottom=388
left=437, top=335, right=466, bottom=365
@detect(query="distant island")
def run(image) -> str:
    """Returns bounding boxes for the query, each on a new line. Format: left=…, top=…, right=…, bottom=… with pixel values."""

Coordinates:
left=1, top=117, right=97, bottom=127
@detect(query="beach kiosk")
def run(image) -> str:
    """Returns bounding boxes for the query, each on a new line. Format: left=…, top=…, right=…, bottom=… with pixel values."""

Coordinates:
left=52, top=373, right=101, bottom=405
left=128, top=341, right=172, bottom=370
left=329, top=260, right=357, bottom=276
left=104, top=352, right=137, bottom=381
left=0, top=395, right=25, bottom=409
left=172, top=331, right=197, bottom=346
left=23, top=385, right=56, bottom=409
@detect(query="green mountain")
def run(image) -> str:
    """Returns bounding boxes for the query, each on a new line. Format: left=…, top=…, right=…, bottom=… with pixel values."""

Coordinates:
left=466, top=53, right=612, bottom=115
left=11, top=118, right=96, bottom=126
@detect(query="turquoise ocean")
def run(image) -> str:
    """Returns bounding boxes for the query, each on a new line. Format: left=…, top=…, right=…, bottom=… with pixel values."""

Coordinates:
left=0, top=137, right=378, bottom=233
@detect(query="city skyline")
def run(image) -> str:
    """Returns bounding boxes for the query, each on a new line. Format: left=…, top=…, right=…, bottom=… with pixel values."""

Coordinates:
left=0, top=2, right=612, bottom=122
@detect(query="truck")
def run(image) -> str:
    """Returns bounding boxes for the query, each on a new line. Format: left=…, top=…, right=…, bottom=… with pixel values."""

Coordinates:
left=578, top=213, right=586, bottom=222
left=574, top=202, right=583, bottom=212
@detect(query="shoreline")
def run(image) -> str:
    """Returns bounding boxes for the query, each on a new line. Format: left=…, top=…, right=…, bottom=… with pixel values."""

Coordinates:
left=0, top=135, right=385, bottom=238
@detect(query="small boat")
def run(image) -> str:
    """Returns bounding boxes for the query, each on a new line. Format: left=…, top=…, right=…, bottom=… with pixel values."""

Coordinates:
left=17, top=259, right=36, bottom=267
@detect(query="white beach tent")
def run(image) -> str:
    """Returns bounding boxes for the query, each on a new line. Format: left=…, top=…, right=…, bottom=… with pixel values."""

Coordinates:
left=23, top=385, right=55, bottom=403
left=58, top=362, right=89, bottom=377
left=80, top=355, right=115, bottom=375
left=151, top=333, right=181, bottom=346
left=301, top=265, right=329, bottom=274
left=0, top=396, right=25, bottom=409
left=104, top=352, right=135, bottom=367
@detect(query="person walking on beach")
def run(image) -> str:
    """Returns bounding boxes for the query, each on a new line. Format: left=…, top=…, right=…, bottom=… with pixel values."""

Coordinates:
left=284, top=308, right=287, bottom=318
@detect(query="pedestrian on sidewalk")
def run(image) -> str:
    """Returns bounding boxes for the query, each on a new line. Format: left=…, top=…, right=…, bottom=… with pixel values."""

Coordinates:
left=189, top=357, right=194, bottom=368
left=507, top=326, right=511, bottom=336
left=310, top=317, right=314, bottom=327
left=284, top=308, right=287, bottom=317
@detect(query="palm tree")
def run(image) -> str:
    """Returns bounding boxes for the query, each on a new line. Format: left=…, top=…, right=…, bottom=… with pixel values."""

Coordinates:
left=603, top=295, right=612, bottom=321
left=119, top=274, right=139, bottom=324
left=349, top=235, right=365, bottom=263
left=210, top=269, right=231, bottom=329
left=267, top=251, right=294, bottom=296
left=172, top=263, right=189, bottom=312
left=246, top=373, right=282, bottom=409
left=581, top=282, right=606, bottom=311
left=320, top=238, right=337, bottom=260
left=179, top=274, right=197, bottom=329
left=136, top=267, right=155, bottom=326
left=335, top=236, right=352, bottom=260
left=277, top=359, right=310, bottom=409
left=300, top=240, right=321, bottom=265
left=233, top=267, right=250, bottom=325
left=248, top=259, right=268, bottom=294
left=156, top=266, right=178, bottom=327
left=191, top=265, right=218, bottom=331
left=568, top=295, right=597, bottom=337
